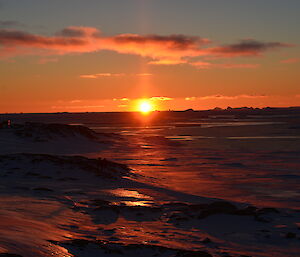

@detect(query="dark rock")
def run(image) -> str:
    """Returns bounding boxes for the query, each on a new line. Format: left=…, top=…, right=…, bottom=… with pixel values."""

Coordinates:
left=62, top=239, right=213, bottom=257
left=93, top=205, right=120, bottom=213
left=286, top=232, right=297, bottom=239
left=234, top=206, right=257, bottom=216
left=220, top=252, right=232, bottom=257
left=91, top=199, right=111, bottom=206
left=33, top=187, right=54, bottom=192
left=176, top=251, right=213, bottom=257
left=254, top=216, right=270, bottom=223
left=39, top=175, right=52, bottom=179
left=65, top=239, right=91, bottom=248
left=224, top=162, right=245, bottom=167
left=14, top=186, right=30, bottom=191
left=58, top=177, right=77, bottom=181
left=198, top=201, right=237, bottom=218
left=0, top=254, right=24, bottom=257
left=257, top=207, right=279, bottom=215
left=108, top=236, right=120, bottom=241
left=201, top=237, right=211, bottom=244
left=102, top=228, right=116, bottom=236
left=188, top=203, right=207, bottom=212
left=25, top=171, right=39, bottom=176
left=14, top=122, right=98, bottom=140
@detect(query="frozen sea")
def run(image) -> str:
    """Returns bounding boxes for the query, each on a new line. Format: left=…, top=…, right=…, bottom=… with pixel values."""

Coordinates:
left=3, top=109, right=300, bottom=210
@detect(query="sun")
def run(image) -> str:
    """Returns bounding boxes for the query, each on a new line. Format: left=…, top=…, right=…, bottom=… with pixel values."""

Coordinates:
left=139, top=100, right=153, bottom=114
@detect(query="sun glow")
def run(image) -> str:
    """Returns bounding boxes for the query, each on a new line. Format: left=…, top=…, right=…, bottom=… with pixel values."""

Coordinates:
left=138, top=100, right=153, bottom=114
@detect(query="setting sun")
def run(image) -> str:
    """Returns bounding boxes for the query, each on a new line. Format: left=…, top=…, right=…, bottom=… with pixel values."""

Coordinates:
left=1, top=2, right=300, bottom=256
left=139, top=100, right=153, bottom=114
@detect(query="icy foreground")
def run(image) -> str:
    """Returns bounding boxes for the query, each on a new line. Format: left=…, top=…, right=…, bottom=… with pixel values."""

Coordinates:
left=0, top=153, right=299, bottom=257
left=0, top=123, right=299, bottom=257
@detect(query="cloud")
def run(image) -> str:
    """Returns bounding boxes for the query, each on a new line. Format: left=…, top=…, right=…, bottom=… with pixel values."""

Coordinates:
left=79, top=74, right=98, bottom=79
left=217, top=63, right=260, bottom=69
left=112, top=96, right=173, bottom=102
left=103, top=33, right=210, bottom=64
left=56, top=26, right=101, bottom=38
left=190, top=61, right=212, bottom=69
left=70, top=100, right=82, bottom=103
left=185, top=94, right=268, bottom=100
left=0, top=20, right=23, bottom=28
left=150, top=96, right=173, bottom=101
left=112, top=97, right=131, bottom=101
left=0, top=29, right=85, bottom=49
left=80, top=73, right=125, bottom=79
left=208, top=39, right=292, bottom=57
left=38, top=57, right=58, bottom=64
left=52, top=105, right=104, bottom=109
left=185, top=97, right=197, bottom=101
left=113, top=34, right=210, bottom=48
left=0, top=27, right=209, bottom=62
left=203, top=94, right=267, bottom=100
left=280, top=58, right=299, bottom=64
left=79, top=72, right=152, bottom=79
left=136, top=73, right=153, bottom=76
left=192, top=61, right=260, bottom=69
left=148, top=59, right=187, bottom=65
left=0, top=27, right=292, bottom=66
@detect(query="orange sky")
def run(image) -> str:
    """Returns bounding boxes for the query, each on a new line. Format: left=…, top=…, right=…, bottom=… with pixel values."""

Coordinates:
left=0, top=1, right=299, bottom=113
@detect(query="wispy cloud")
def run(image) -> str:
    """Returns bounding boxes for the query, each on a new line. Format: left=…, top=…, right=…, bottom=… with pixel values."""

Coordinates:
left=280, top=58, right=299, bottom=64
left=80, top=73, right=125, bottom=79
left=136, top=73, right=153, bottom=76
left=38, top=57, right=58, bottom=64
left=79, top=72, right=152, bottom=79
left=113, top=97, right=131, bottom=101
left=52, top=105, right=104, bottom=109
left=79, top=74, right=98, bottom=79
left=0, top=20, right=23, bottom=28
left=150, top=96, right=173, bottom=101
left=218, top=63, right=260, bottom=69
left=56, top=26, right=101, bottom=38
left=69, top=100, right=82, bottom=103
left=208, top=39, right=292, bottom=57
left=185, top=97, right=197, bottom=101
left=0, top=26, right=292, bottom=67
left=185, top=94, right=268, bottom=100
left=192, top=61, right=260, bottom=69
left=112, top=96, right=173, bottom=102
left=148, top=59, right=187, bottom=65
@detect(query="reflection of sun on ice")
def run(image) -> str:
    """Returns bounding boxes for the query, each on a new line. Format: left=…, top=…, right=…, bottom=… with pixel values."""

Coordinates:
left=139, top=100, right=153, bottom=114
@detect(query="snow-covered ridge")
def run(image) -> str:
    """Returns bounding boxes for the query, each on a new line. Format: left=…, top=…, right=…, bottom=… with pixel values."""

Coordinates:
left=0, top=123, right=117, bottom=154
left=0, top=153, right=131, bottom=179
left=13, top=122, right=99, bottom=141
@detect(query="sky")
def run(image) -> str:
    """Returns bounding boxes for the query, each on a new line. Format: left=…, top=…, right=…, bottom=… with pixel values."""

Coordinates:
left=0, top=0, right=299, bottom=113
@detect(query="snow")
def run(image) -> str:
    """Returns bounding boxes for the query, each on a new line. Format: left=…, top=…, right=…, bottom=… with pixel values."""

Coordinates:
left=0, top=123, right=299, bottom=257
left=0, top=123, right=113, bottom=155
